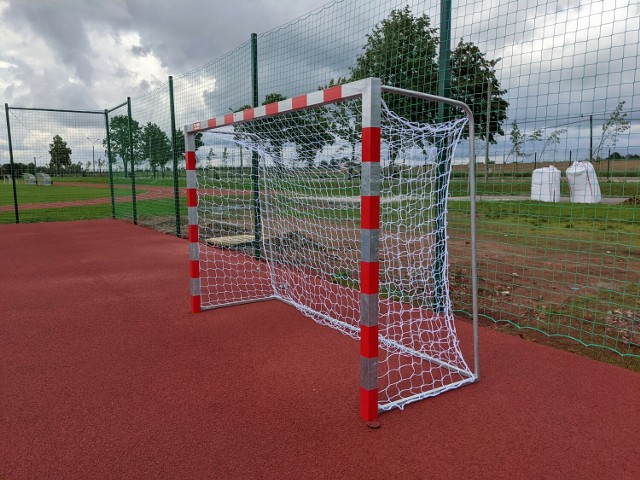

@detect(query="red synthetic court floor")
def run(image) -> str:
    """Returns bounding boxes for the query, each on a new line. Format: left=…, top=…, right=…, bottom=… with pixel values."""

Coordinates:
left=1, top=219, right=639, bottom=479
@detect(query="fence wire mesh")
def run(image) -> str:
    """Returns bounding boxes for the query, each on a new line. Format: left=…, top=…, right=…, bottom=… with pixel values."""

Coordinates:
left=1, top=0, right=638, bottom=359
left=1, top=107, right=112, bottom=223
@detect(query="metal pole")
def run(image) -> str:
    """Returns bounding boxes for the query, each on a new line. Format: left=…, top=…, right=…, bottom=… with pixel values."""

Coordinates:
left=434, top=0, right=452, bottom=313
left=104, top=109, right=116, bottom=218
left=484, top=79, right=491, bottom=186
left=127, top=97, right=138, bottom=224
left=169, top=76, right=182, bottom=237
left=251, top=32, right=262, bottom=260
left=92, top=144, right=95, bottom=175
left=4, top=103, right=19, bottom=223
left=589, top=114, right=593, bottom=162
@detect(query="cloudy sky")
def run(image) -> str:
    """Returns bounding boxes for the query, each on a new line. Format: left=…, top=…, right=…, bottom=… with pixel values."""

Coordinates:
left=1, top=0, right=638, bottom=165
left=0, top=0, right=325, bottom=108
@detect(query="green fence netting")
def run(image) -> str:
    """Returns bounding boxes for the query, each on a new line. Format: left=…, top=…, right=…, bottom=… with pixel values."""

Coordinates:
left=1, top=0, right=638, bottom=358
left=0, top=107, right=113, bottom=224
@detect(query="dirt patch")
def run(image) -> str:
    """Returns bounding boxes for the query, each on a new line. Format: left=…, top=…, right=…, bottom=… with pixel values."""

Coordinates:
left=449, top=234, right=640, bottom=355
left=605, top=310, right=640, bottom=345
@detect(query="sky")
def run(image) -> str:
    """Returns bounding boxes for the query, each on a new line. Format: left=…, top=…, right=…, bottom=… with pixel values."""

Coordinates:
left=0, top=0, right=325, bottom=108
left=1, top=0, right=638, bottom=166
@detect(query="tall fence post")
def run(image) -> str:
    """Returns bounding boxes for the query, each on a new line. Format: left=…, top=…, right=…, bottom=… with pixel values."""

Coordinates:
left=4, top=104, right=19, bottom=224
left=127, top=97, right=138, bottom=224
left=434, top=0, right=452, bottom=313
left=251, top=32, right=262, bottom=260
left=589, top=114, right=593, bottom=162
left=169, top=76, right=181, bottom=237
left=484, top=78, right=491, bottom=186
left=104, top=109, right=116, bottom=218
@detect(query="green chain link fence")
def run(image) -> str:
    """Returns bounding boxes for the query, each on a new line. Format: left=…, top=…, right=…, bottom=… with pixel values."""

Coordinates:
left=1, top=0, right=638, bottom=359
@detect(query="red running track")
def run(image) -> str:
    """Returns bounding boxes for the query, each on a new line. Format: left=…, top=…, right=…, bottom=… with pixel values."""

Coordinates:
left=1, top=219, right=639, bottom=479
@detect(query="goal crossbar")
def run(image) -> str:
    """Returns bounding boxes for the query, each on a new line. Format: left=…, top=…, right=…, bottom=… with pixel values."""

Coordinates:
left=184, top=77, right=479, bottom=423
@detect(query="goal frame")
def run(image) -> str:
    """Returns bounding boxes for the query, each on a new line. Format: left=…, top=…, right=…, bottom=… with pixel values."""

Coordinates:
left=184, top=77, right=479, bottom=422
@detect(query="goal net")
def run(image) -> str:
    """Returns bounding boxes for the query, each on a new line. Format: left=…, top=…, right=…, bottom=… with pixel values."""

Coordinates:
left=184, top=78, right=478, bottom=421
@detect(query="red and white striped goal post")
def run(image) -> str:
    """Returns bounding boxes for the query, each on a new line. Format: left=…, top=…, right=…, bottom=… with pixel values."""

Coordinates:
left=183, top=77, right=479, bottom=424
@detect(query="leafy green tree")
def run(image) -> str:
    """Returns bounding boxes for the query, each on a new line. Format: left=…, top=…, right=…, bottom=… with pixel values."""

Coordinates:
left=293, top=107, right=336, bottom=168
left=142, top=122, right=172, bottom=178
left=235, top=94, right=290, bottom=170
left=450, top=39, right=509, bottom=143
left=105, top=115, right=143, bottom=177
left=48, top=134, right=72, bottom=173
left=350, top=7, right=508, bottom=162
left=350, top=6, right=439, bottom=125
left=237, top=93, right=335, bottom=169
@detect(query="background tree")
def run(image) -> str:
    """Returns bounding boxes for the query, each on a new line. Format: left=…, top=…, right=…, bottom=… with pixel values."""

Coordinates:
left=350, top=6, right=439, bottom=125
left=292, top=107, right=336, bottom=168
left=221, top=147, right=229, bottom=167
left=205, top=147, right=220, bottom=179
left=49, top=134, right=72, bottom=174
left=235, top=94, right=291, bottom=171
left=105, top=115, right=144, bottom=177
left=261, top=94, right=291, bottom=169
left=593, top=101, right=630, bottom=160
left=350, top=6, right=508, bottom=167
left=233, top=105, right=252, bottom=169
left=323, top=77, right=361, bottom=179
left=507, top=121, right=542, bottom=163
left=206, top=147, right=215, bottom=165
left=450, top=39, right=509, bottom=143
left=173, top=129, right=203, bottom=166
left=142, top=122, right=172, bottom=178
left=538, top=128, right=567, bottom=163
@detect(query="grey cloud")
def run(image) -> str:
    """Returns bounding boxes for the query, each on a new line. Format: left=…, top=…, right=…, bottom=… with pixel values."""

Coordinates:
left=5, top=56, right=95, bottom=109
left=114, top=0, right=324, bottom=72
left=6, top=1, right=96, bottom=84
left=131, top=45, right=151, bottom=57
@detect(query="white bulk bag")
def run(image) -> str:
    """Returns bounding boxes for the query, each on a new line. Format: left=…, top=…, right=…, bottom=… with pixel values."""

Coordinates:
left=566, top=161, right=601, bottom=204
left=531, top=166, right=561, bottom=202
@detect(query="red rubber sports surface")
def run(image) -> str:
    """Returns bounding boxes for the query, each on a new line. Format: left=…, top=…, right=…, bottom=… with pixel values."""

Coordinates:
left=1, top=219, right=639, bottom=479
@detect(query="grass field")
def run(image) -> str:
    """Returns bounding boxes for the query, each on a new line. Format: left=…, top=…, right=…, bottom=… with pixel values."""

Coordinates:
left=0, top=183, right=133, bottom=206
left=2, top=170, right=638, bottom=363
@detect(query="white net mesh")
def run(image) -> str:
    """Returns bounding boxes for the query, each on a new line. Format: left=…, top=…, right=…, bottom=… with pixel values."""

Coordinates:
left=196, top=94, right=473, bottom=411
